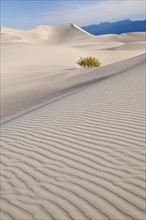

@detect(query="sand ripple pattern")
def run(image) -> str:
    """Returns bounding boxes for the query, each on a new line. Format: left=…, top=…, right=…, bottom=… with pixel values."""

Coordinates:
left=1, top=62, right=146, bottom=219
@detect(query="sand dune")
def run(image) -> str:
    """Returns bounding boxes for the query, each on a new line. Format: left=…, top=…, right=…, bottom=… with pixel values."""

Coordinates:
left=1, top=24, right=92, bottom=44
left=1, top=54, right=146, bottom=219
left=2, top=25, right=145, bottom=45
left=1, top=25, right=145, bottom=76
left=1, top=24, right=146, bottom=219
left=95, top=32, right=146, bottom=43
left=106, top=42, right=146, bottom=51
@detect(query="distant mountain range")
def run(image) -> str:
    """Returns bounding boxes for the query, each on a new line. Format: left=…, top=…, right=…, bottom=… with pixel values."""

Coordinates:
left=82, top=19, right=146, bottom=35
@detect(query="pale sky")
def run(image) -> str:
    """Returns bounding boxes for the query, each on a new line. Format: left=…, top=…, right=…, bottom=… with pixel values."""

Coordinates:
left=1, top=0, right=146, bottom=29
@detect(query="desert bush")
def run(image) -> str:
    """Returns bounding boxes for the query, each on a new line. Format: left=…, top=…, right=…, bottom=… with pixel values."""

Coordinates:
left=77, top=57, right=101, bottom=68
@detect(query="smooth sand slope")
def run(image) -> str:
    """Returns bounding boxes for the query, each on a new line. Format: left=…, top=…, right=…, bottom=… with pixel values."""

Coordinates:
left=1, top=24, right=146, bottom=219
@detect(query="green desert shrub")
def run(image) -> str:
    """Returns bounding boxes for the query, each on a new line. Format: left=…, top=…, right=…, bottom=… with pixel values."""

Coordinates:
left=77, top=57, right=101, bottom=68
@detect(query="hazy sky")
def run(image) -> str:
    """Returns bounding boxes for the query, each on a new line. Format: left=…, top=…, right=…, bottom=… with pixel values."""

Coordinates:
left=1, top=0, right=146, bottom=29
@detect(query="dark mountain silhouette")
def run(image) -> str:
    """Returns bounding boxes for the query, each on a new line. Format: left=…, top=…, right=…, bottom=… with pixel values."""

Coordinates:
left=82, top=19, right=146, bottom=35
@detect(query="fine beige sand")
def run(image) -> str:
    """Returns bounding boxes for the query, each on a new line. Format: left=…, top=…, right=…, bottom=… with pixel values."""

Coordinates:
left=1, top=24, right=146, bottom=220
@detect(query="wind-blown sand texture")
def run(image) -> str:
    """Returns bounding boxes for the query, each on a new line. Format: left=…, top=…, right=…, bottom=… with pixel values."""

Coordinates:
left=1, top=24, right=146, bottom=220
